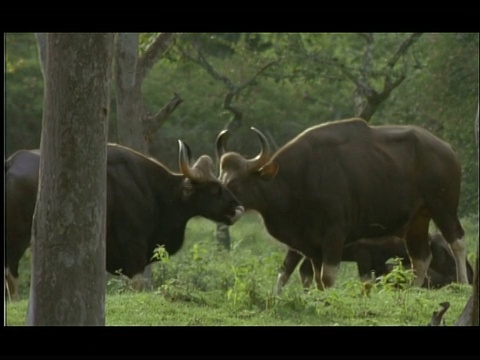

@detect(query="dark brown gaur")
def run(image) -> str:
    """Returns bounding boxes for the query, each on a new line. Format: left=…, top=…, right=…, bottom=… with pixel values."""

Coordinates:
left=216, top=118, right=469, bottom=294
left=5, top=141, right=245, bottom=299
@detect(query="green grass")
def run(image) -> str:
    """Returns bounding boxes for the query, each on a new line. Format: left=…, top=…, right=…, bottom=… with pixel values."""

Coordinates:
left=5, top=212, right=478, bottom=326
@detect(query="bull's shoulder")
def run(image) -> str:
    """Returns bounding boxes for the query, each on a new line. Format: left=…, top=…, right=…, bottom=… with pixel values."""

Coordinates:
left=107, top=143, right=172, bottom=174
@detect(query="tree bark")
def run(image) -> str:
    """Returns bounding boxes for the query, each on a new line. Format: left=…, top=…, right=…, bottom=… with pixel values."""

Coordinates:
left=456, top=105, right=479, bottom=326
left=26, top=33, right=114, bottom=326
left=115, top=32, right=178, bottom=153
left=475, top=105, right=479, bottom=326
left=114, top=32, right=180, bottom=288
left=115, top=33, right=147, bottom=153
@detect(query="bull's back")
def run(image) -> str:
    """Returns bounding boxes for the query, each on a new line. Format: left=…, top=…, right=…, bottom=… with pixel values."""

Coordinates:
left=276, top=120, right=416, bottom=237
left=6, top=150, right=41, bottom=221
left=5, top=150, right=41, bottom=275
left=274, top=119, right=461, bottom=240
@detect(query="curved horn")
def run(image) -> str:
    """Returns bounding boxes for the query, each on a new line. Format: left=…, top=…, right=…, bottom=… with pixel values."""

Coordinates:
left=247, top=127, right=271, bottom=171
left=215, top=129, right=230, bottom=162
left=178, top=139, right=197, bottom=180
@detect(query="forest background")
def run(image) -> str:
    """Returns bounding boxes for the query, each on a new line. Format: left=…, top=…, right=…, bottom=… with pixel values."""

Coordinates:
left=5, top=32, right=478, bottom=216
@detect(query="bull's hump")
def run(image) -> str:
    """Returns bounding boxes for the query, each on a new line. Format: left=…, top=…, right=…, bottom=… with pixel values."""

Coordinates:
left=288, top=118, right=370, bottom=149
left=220, top=152, right=247, bottom=170
left=107, top=143, right=169, bottom=172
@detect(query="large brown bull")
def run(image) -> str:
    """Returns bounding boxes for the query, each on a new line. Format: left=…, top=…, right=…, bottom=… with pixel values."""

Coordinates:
left=5, top=141, right=244, bottom=299
left=216, top=118, right=469, bottom=293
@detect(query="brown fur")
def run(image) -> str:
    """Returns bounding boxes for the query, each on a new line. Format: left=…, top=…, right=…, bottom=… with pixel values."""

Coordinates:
left=217, top=118, right=468, bottom=291
left=5, top=143, right=244, bottom=298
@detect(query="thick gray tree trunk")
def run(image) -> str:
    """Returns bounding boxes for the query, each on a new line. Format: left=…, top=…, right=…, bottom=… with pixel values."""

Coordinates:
left=455, top=105, right=479, bottom=326
left=26, top=33, right=114, bottom=326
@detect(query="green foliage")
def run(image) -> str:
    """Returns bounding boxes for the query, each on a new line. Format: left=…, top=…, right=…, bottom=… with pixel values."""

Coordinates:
left=377, top=257, right=415, bottom=291
left=5, top=214, right=478, bottom=326
left=5, top=32, right=479, bottom=213
left=5, top=33, right=44, bottom=157
left=6, top=32, right=477, bottom=326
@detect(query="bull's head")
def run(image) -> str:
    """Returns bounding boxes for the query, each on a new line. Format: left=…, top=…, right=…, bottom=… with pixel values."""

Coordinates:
left=177, top=139, right=244, bottom=225
left=215, top=127, right=280, bottom=210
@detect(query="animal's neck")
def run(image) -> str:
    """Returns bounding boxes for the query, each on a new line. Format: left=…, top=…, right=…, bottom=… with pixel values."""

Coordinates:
left=255, top=177, right=290, bottom=217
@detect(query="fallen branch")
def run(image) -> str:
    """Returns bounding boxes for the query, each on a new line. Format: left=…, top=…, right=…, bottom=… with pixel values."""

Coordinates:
left=429, top=301, right=450, bottom=326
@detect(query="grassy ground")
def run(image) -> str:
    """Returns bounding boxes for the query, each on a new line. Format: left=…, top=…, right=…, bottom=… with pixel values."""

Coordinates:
left=5, top=212, right=478, bottom=326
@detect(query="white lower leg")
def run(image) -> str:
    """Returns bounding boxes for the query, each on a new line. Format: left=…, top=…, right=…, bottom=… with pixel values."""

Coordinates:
left=6, top=269, right=19, bottom=300
left=274, top=272, right=289, bottom=296
left=320, top=264, right=338, bottom=289
left=450, top=238, right=469, bottom=284
left=301, top=275, right=313, bottom=290
left=411, top=253, right=432, bottom=287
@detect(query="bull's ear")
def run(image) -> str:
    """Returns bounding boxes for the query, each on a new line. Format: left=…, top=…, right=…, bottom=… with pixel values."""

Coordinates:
left=259, top=162, right=279, bottom=181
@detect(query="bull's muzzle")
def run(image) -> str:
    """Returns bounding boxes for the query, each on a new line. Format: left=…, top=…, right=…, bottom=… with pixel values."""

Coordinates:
left=229, top=205, right=245, bottom=224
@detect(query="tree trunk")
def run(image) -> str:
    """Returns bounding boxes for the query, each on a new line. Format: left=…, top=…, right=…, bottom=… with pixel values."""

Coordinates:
left=26, top=33, right=114, bottom=326
left=474, top=105, right=479, bottom=326
left=114, top=33, right=179, bottom=289
left=115, top=33, right=148, bottom=153
left=455, top=104, right=479, bottom=326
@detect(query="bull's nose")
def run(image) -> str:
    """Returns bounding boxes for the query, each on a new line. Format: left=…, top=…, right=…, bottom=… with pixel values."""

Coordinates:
left=230, top=205, right=245, bottom=223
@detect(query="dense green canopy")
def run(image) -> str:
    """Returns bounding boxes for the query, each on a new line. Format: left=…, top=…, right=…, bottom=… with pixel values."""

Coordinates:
left=5, top=33, right=478, bottom=215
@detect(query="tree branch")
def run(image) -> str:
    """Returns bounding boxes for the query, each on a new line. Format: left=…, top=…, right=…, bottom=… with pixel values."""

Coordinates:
left=137, top=33, right=175, bottom=83
left=237, top=60, right=279, bottom=92
left=143, top=93, right=183, bottom=144
left=181, top=46, right=238, bottom=92
left=359, top=33, right=373, bottom=81
left=222, top=92, right=242, bottom=132
left=429, top=302, right=450, bottom=326
left=386, top=33, right=423, bottom=70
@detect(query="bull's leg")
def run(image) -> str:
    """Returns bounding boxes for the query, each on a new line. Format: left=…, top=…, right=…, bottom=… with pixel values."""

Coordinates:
left=354, top=248, right=374, bottom=283
left=312, top=231, right=345, bottom=290
left=299, top=257, right=314, bottom=291
left=449, top=239, right=469, bottom=284
left=5, top=268, right=19, bottom=301
left=424, top=183, right=468, bottom=284
left=404, top=210, right=432, bottom=287
left=429, top=209, right=468, bottom=283
left=274, top=249, right=303, bottom=296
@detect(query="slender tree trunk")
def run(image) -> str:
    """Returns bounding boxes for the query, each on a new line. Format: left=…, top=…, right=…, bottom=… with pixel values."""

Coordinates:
left=26, top=33, right=114, bottom=326
left=114, top=33, right=180, bottom=289
left=115, top=33, right=148, bottom=153
left=114, top=33, right=151, bottom=287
